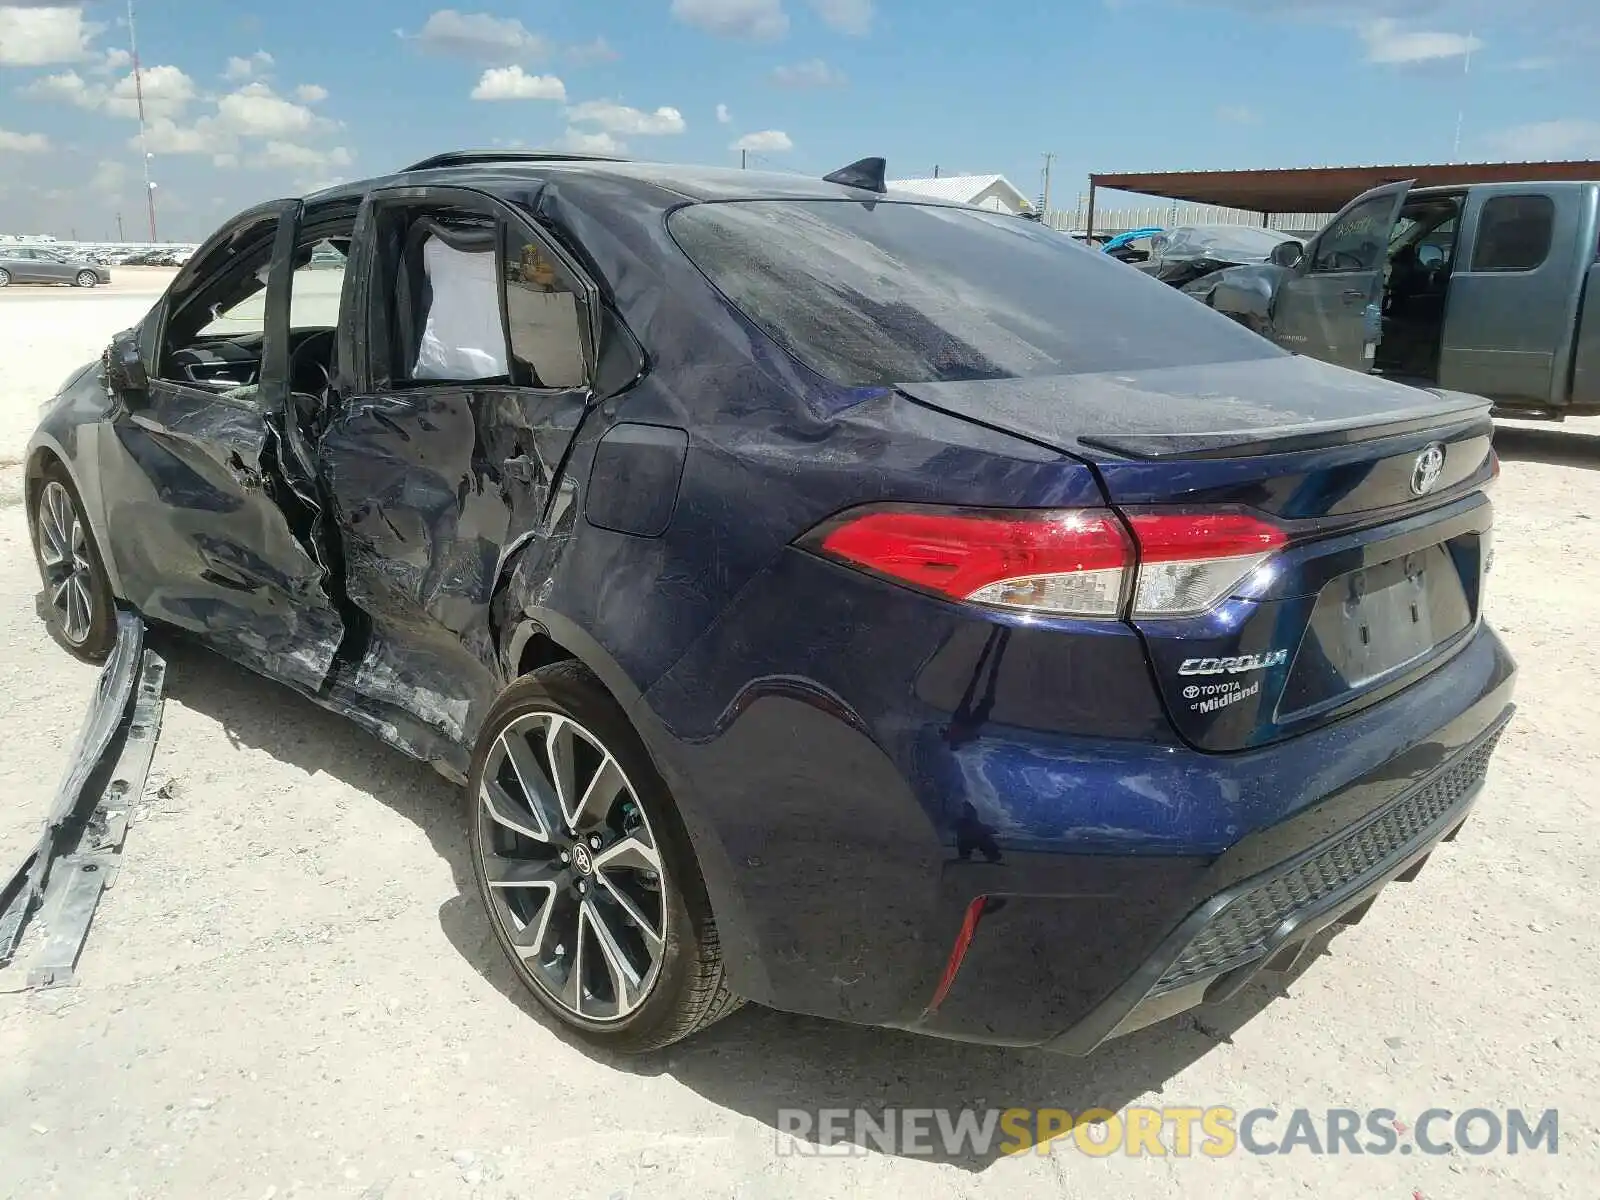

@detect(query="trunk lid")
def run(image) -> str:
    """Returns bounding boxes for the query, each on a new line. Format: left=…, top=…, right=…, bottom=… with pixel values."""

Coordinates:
left=897, top=355, right=1497, bottom=751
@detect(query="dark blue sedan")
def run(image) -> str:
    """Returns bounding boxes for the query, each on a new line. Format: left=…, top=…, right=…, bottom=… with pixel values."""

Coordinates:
left=24, top=151, right=1515, bottom=1053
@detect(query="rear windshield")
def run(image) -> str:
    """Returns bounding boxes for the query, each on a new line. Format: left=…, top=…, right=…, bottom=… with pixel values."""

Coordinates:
left=668, top=200, right=1282, bottom=387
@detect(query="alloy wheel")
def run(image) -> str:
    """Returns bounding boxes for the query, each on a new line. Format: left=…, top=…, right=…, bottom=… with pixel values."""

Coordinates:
left=76, top=271, right=98, bottom=288
left=476, top=711, right=668, bottom=1023
left=36, top=480, right=97, bottom=646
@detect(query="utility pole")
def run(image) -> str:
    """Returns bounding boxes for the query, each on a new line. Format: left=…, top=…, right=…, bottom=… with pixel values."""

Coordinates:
left=741, top=149, right=747, bottom=169
left=1040, top=153, right=1055, bottom=217
left=116, top=212, right=125, bottom=242
left=128, top=0, right=158, bottom=242
left=934, top=164, right=940, bottom=178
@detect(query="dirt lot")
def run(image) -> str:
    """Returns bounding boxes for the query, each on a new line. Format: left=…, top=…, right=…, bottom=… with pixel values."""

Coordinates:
left=0, top=278, right=1595, bottom=1199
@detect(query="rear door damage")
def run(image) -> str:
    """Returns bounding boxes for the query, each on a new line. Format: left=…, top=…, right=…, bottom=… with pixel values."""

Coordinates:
left=0, top=612, right=166, bottom=987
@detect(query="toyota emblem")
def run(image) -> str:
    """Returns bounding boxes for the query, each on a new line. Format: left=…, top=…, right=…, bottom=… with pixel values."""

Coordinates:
left=1410, top=443, right=1446, bottom=496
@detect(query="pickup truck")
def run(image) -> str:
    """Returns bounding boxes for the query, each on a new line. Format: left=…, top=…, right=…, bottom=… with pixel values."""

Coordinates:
left=1195, top=179, right=1600, bottom=419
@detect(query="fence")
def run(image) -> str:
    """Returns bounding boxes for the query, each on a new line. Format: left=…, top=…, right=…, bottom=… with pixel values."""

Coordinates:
left=1043, top=202, right=1334, bottom=237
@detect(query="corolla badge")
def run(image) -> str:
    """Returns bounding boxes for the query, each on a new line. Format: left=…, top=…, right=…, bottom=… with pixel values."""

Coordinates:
left=1411, top=442, right=1446, bottom=496
left=1178, top=650, right=1289, bottom=677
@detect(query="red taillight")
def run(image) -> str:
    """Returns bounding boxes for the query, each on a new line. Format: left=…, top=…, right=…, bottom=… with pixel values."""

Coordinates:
left=1125, top=510, right=1287, bottom=618
left=814, top=507, right=1132, bottom=617
left=1124, top=512, right=1287, bottom=561
left=807, top=505, right=1284, bottom=620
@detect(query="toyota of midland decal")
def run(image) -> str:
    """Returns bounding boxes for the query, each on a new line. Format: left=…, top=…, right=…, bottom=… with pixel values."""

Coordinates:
left=1178, top=650, right=1289, bottom=715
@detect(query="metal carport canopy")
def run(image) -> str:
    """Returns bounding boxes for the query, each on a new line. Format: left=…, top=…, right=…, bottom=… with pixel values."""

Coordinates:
left=1085, top=160, right=1600, bottom=231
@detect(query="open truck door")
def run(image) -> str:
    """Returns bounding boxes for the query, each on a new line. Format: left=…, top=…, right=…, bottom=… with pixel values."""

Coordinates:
left=1438, top=188, right=1582, bottom=408
left=1270, top=180, right=1413, bottom=371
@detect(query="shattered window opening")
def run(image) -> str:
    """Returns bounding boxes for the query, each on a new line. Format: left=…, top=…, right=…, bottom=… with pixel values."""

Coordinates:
left=503, top=229, right=587, bottom=390
left=369, top=202, right=591, bottom=391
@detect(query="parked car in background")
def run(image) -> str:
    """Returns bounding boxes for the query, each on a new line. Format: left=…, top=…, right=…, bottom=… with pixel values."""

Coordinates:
left=1195, top=179, right=1600, bottom=419
left=27, top=151, right=1514, bottom=1056
left=0, top=246, right=111, bottom=288
left=1140, top=224, right=1304, bottom=290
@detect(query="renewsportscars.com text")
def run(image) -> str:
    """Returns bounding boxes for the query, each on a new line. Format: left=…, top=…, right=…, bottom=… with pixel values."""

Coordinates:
left=774, top=1106, right=1559, bottom=1158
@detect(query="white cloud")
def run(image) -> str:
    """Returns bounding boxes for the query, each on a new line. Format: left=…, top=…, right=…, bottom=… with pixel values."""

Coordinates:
left=1359, top=19, right=1482, bottom=64
left=732, top=129, right=792, bottom=152
left=716, top=102, right=732, bottom=124
left=1216, top=104, right=1261, bottom=124
left=88, top=159, right=127, bottom=193
left=20, top=69, right=102, bottom=108
left=671, top=0, right=788, bottom=40
left=0, top=6, right=100, bottom=66
left=567, top=36, right=619, bottom=63
left=771, top=58, right=846, bottom=87
left=224, top=51, right=274, bottom=82
left=1484, top=119, right=1600, bottom=160
left=567, top=100, right=686, bottom=135
left=809, top=0, right=872, bottom=35
left=295, top=83, right=329, bottom=103
left=556, top=128, right=626, bottom=155
left=1507, top=56, right=1557, bottom=71
left=407, top=9, right=547, bottom=61
left=107, top=65, right=199, bottom=121
left=141, top=116, right=225, bottom=155
left=135, top=82, right=338, bottom=158
left=98, top=47, right=131, bottom=75
left=296, top=175, right=350, bottom=194
left=470, top=66, right=566, bottom=101
left=0, top=128, right=51, bottom=153
left=213, top=81, right=332, bottom=138
left=257, top=141, right=353, bottom=169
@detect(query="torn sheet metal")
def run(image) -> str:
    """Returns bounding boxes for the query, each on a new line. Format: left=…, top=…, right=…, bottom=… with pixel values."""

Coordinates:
left=0, top=612, right=166, bottom=984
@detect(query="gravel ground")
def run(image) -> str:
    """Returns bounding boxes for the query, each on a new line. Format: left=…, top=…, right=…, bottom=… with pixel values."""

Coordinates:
left=0, top=281, right=1595, bottom=1199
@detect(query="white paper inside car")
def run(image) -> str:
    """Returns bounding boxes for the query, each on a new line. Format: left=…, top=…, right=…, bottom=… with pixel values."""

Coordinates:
left=413, top=236, right=508, bottom=381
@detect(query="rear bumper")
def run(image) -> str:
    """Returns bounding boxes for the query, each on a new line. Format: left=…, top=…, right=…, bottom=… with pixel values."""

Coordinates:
left=1044, top=711, right=1509, bottom=1053
left=636, top=541, right=1517, bottom=1042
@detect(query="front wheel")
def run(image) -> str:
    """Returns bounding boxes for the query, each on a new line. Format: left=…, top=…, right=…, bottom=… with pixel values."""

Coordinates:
left=30, top=466, right=116, bottom=660
left=468, top=661, right=741, bottom=1052
left=75, top=270, right=99, bottom=288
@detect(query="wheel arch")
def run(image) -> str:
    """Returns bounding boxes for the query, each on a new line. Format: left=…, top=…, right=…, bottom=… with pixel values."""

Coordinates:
left=25, top=436, right=127, bottom=600
left=495, top=605, right=771, bottom=1006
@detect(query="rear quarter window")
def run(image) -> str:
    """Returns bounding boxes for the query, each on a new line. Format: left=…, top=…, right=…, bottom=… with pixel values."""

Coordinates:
left=1471, top=195, right=1555, bottom=272
left=667, top=199, right=1280, bottom=388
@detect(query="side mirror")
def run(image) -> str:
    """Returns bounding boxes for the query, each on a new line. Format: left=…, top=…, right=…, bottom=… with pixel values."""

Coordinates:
left=107, top=329, right=148, bottom=396
left=1269, top=241, right=1304, bottom=269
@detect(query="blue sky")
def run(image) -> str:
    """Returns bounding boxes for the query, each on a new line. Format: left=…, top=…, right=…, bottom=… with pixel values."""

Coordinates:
left=2, top=0, right=1598, bottom=240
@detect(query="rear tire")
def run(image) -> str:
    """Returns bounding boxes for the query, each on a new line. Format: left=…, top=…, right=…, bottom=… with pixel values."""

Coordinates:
left=29, top=464, right=116, bottom=661
left=75, top=270, right=98, bottom=288
left=467, top=661, right=741, bottom=1052
left=0, top=268, right=10, bottom=287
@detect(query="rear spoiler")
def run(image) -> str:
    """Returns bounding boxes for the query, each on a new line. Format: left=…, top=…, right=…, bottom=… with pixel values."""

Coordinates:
left=1083, top=390, right=1491, bottom=460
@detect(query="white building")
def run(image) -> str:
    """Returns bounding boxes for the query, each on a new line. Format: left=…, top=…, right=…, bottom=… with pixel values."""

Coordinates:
left=886, top=174, right=1034, bottom=215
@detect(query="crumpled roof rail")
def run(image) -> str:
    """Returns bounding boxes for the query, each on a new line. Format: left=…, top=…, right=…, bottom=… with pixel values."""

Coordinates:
left=401, top=150, right=630, bottom=173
